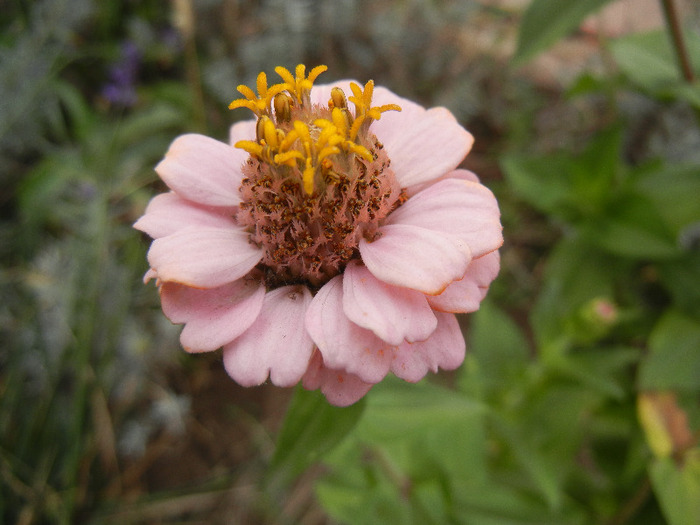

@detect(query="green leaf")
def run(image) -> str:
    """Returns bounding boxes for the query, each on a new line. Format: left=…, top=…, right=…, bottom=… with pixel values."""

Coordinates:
left=359, top=379, right=488, bottom=482
left=531, top=236, right=618, bottom=347
left=491, top=416, right=565, bottom=511
left=610, top=30, right=700, bottom=97
left=452, top=478, right=584, bottom=524
left=649, top=453, right=700, bottom=525
left=549, top=348, right=639, bottom=400
left=611, top=31, right=681, bottom=89
left=461, top=299, right=530, bottom=396
left=315, top=463, right=414, bottom=525
left=501, top=127, right=622, bottom=223
left=638, top=311, right=700, bottom=391
left=501, top=153, right=578, bottom=217
left=315, top=380, right=488, bottom=523
left=514, top=0, right=615, bottom=64
left=267, top=386, right=365, bottom=489
left=584, top=192, right=679, bottom=259
left=634, top=163, right=700, bottom=235
left=669, top=83, right=700, bottom=110
left=659, top=252, right=700, bottom=317
left=411, top=480, right=449, bottom=525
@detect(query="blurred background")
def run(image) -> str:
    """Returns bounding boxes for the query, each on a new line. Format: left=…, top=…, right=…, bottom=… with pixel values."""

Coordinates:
left=1, top=0, right=699, bottom=523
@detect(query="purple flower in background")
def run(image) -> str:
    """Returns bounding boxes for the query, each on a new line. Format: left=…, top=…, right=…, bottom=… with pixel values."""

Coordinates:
left=102, top=41, right=141, bottom=107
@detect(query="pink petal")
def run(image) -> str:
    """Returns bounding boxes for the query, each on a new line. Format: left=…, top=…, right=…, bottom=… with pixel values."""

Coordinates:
left=147, top=226, right=263, bottom=288
left=160, top=278, right=265, bottom=353
left=391, top=312, right=466, bottom=382
left=306, top=276, right=395, bottom=383
left=370, top=86, right=474, bottom=187
left=302, top=350, right=374, bottom=407
left=228, top=118, right=257, bottom=146
left=156, top=134, right=246, bottom=207
left=406, top=168, right=480, bottom=197
left=342, top=260, right=437, bottom=345
left=223, top=286, right=314, bottom=387
left=386, top=177, right=503, bottom=259
left=143, top=268, right=158, bottom=284
left=134, top=192, right=237, bottom=239
left=359, top=224, right=471, bottom=295
left=429, top=251, right=501, bottom=313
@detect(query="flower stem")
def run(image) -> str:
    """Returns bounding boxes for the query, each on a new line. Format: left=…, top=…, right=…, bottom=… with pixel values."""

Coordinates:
left=660, top=0, right=695, bottom=83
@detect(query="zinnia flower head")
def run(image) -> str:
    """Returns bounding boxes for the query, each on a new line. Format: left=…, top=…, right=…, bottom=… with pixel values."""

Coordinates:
left=135, top=65, right=503, bottom=406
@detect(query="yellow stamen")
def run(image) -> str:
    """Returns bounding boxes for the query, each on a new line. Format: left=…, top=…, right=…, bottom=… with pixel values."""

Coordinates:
left=329, top=87, right=347, bottom=109
left=293, top=120, right=312, bottom=144
left=318, top=146, right=341, bottom=162
left=274, top=150, right=304, bottom=166
left=229, top=71, right=287, bottom=116
left=273, top=92, right=293, bottom=122
left=302, top=162, right=315, bottom=195
left=346, top=142, right=373, bottom=162
left=262, top=118, right=279, bottom=148
left=349, top=115, right=365, bottom=142
left=348, top=80, right=401, bottom=125
left=231, top=65, right=402, bottom=196
left=235, top=140, right=264, bottom=158
left=236, top=84, right=257, bottom=101
left=331, top=107, right=353, bottom=132
left=275, top=64, right=328, bottom=104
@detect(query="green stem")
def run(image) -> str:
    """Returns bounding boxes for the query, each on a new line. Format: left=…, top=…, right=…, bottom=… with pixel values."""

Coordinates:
left=61, top=194, right=110, bottom=523
left=660, top=0, right=695, bottom=83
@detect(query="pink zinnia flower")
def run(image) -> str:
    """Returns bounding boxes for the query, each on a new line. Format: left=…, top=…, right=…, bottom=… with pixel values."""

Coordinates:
left=134, top=65, right=502, bottom=406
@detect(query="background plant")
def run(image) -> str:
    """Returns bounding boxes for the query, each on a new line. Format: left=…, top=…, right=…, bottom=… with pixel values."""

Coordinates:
left=1, top=0, right=698, bottom=523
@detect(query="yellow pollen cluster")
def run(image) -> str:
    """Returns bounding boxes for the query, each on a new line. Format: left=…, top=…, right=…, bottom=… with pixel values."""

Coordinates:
left=229, top=64, right=401, bottom=195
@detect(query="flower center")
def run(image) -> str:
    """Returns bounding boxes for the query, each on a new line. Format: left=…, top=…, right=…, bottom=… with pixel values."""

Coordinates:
left=230, top=65, right=404, bottom=290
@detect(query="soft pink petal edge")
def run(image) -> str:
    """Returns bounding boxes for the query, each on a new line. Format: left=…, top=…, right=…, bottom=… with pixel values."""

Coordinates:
left=160, top=278, right=265, bottom=353
left=134, top=192, right=237, bottom=239
left=386, top=176, right=503, bottom=260
left=359, top=223, right=471, bottom=295
left=342, top=260, right=437, bottom=345
left=428, top=250, right=501, bottom=313
left=228, top=118, right=257, bottom=147
left=302, top=350, right=374, bottom=407
left=369, top=87, right=474, bottom=188
left=147, top=226, right=263, bottom=288
left=306, top=275, right=395, bottom=384
left=156, top=134, right=246, bottom=208
left=391, top=312, right=466, bottom=382
left=223, top=286, right=315, bottom=387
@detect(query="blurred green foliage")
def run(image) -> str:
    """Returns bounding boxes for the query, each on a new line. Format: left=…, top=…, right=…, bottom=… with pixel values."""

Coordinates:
left=513, top=0, right=615, bottom=64
left=276, top=3, right=700, bottom=525
left=1, top=0, right=699, bottom=524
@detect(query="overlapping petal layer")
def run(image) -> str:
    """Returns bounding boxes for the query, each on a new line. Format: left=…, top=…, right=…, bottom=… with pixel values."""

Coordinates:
left=370, top=87, right=474, bottom=187
left=160, top=278, right=265, bottom=352
left=342, top=261, right=437, bottom=345
left=147, top=227, right=263, bottom=288
left=359, top=224, right=471, bottom=294
left=306, top=276, right=395, bottom=383
left=312, top=83, right=473, bottom=188
left=391, top=312, right=466, bottom=382
left=156, top=134, right=246, bottom=207
left=223, top=286, right=314, bottom=387
left=385, top=177, right=502, bottom=259
left=429, top=251, right=501, bottom=313
left=302, top=350, right=374, bottom=407
left=134, top=192, right=237, bottom=239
